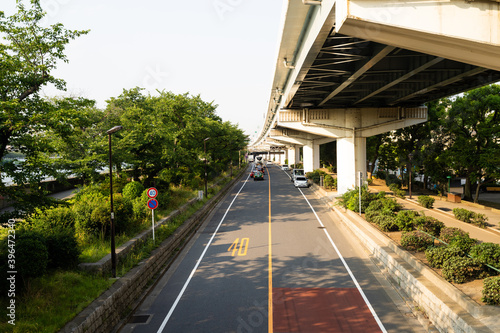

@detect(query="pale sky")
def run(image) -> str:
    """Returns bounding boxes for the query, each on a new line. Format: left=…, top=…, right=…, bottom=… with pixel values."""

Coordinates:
left=3, top=0, right=284, bottom=140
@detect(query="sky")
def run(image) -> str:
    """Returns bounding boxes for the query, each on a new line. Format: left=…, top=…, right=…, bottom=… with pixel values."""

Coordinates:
left=3, top=0, right=285, bottom=141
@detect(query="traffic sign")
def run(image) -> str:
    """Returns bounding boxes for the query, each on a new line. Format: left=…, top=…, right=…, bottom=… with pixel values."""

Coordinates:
left=147, top=187, right=158, bottom=198
left=147, top=198, right=158, bottom=210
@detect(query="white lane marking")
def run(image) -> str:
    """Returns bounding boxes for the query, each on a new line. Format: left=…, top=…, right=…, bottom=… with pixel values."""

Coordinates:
left=298, top=188, right=388, bottom=333
left=156, top=172, right=251, bottom=333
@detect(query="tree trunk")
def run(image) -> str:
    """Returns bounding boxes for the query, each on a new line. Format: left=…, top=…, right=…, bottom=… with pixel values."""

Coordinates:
left=463, top=177, right=472, bottom=201
left=474, top=182, right=481, bottom=203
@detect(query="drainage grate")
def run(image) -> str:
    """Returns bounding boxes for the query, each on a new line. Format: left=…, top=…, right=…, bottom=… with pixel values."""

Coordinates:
left=128, top=314, right=151, bottom=324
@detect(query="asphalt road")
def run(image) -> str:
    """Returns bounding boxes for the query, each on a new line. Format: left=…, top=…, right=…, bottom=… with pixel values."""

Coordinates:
left=119, top=164, right=426, bottom=333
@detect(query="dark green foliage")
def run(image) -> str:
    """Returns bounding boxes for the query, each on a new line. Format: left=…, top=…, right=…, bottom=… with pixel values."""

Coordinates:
left=414, top=216, right=445, bottom=236
left=386, top=174, right=401, bottom=188
left=122, top=181, right=145, bottom=200
left=306, top=169, right=327, bottom=184
left=375, top=170, right=386, bottom=179
left=73, top=190, right=108, bottom=237
left=44, top=229, right=80, bottom=269
left=417, top=195, right=435, bottom=209
left=395, top=210, right=419, bottom=231
left=16, top=232, right=49, bottom=280
left=25, top=206, right=75, bottom=231
left=448, top=234, right=478, bottom=253
left=470, top=243, right=500, bottom=270
left=374, top=214, right=399, bottom=232
left=90, top=194, right=135, bottom=236
left=338, top=186, right=376, bottom=213
left=400, top=231, right=434, bottom=251
left=389, top=183, right=406, bottom=198
left=425, top=246, right=464, bottom=268
left=365, top=197, right=402, bottom=215
left=323, top=174, right=336, bottom=189
left=440, top=227, right=468, bottom=244
left=482, top=276, right=500, bottom=305
left=442, top=257, right=483, bottom=283
left=452, top=208, right=488, bottom=228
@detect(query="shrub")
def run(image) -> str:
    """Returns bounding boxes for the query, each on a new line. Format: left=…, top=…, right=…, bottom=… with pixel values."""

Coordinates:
left=16, top=232, right=49, bottom=280
left=73, top=191, right=108, bottom=237
left=365, top=197, right=402, bottom=215
left=25, top=206, right=75, bottom=231
left=90, top=194, right=135, bottom=236
left=448, top=234, right=478, bottom=253
left=306, top=169, right=327, bottom=184
left=470, top=243, right=500, bottom=270
left=453, top=208, right=488, bottom=228
left=417, top=195, right=435, bottom=209
left=338, top=186, right=376, bottom=213
left=386, top=174, right=401, bottom=187
left=44, top=229, right=80, bottom=270
left=324, top=174, right=336, bottom=189
left=395, top=210, right=419, bottom=231
left=415, top=216, right=445, bottom=237
left=442, top=257, right=483, bottom=283
left=425, top=246, right=464, bottom=268
left=440, top=227, right=468, bottom=244
left=389, top=183, right=406, bottom=198
left=482, top=276, right=500, bottom=305
left=374, top=214, right=399, bottom=232
left=401, top=231, right=434, bottom=251
left=122, top=181, right=145, bottom=200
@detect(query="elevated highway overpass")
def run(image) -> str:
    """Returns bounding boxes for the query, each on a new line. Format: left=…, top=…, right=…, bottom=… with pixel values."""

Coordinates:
left=250, top=0, right=500, bottom=194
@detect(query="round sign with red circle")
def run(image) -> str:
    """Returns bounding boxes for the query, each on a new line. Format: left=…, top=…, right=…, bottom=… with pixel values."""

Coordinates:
left=147, top=187, right=158, bottom=198
left=147, top=198, right=158, bottom=210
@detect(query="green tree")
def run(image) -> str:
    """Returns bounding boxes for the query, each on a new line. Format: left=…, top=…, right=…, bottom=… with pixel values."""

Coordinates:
left=445, top=85, right=500, bottom=202
left=0, top=1, right=89, bottom=220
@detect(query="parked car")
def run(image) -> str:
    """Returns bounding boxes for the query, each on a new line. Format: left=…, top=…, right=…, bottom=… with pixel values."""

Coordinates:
left=254, top=171, right=264, bottom=181
left=281, top=164, right=289, bottom=171
left=294, top=176, right=309, bottom=188
left=291, top=169, right=305, bottom=182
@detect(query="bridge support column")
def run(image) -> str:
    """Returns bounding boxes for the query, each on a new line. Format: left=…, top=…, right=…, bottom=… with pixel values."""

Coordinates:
left=337, top=136, right=366, bottom=195
left=288, top=146, right=300, bottom=167
left=303, top=141, right=320, bottom=173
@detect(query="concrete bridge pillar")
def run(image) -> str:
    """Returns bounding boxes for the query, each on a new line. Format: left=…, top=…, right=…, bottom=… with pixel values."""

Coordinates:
left=303, top=141, right=320, bottom=173
left=337, top=136, right=366, bottom=194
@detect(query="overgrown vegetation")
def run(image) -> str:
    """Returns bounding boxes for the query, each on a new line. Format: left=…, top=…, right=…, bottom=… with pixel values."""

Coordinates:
left=453, top=208, right=488, bottom=228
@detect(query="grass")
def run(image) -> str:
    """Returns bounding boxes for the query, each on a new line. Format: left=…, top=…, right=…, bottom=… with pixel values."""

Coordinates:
left=0, top=271, right=113, bottom=333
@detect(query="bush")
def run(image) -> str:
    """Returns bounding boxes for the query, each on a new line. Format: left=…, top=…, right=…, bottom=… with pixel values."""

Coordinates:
left=374, top=214, right=399, bottom=232
left=417, top=195, right=435, bottom=209
left=470, top=243, right=500, bottom=270
left=401, top=231, right=434, bottom=251
left=365, top=197, right=402, bottom=215
left=338, top=186, right=376, bottom=213
left=425, top=246, right=464, bottom=268
left=395, top=210, right=419, bottom=231
left=90, top=194, right=135, bottom=236
left=122, top=181, right=145, bottom=200
left=25, top=206, right=75, bottom=231
left=386, top=174, right=401, bottom=187
left=453, top=208, right=488, bottom=228
left=389, top=183, right=406, bottom=198
left=448, top=234, right=478, bottom=253
left=440, top=227, right=468, bottom=244
left=306, top=169, right=327, bottom=184
left=482, top=276, right=500, bottom=305
left=44, top=229, right=80, bottom=270
left=414, top=216, right=445, bottom=237
left=442, top=257, right=483, bottom=283
left=16, top=232, right=49, bottom=280
left=375, top=170, right=386, bottom=180
left=323, top=174, right=336, bottom=189
left=73, top=191, right=108, bottom=237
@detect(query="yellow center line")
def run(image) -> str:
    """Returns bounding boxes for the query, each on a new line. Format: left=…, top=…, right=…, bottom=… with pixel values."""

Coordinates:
left=268, top=167, right=273, bottom=332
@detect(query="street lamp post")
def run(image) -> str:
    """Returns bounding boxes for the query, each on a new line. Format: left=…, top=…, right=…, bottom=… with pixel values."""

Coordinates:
left=107, top=125, right=123, bottom=278
left=204, top=137, right=210, bottom=198
left=408, top=153, right=413, bottom=199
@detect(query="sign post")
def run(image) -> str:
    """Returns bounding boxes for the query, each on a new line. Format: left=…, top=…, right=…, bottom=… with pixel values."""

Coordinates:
left=147, top=188, right=158, bottom=241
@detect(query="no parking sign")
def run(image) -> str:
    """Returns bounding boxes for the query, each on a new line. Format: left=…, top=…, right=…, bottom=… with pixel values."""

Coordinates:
left=147, top=198, right=158, bottom=210
left=146, top=188, right=159, bottom=242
